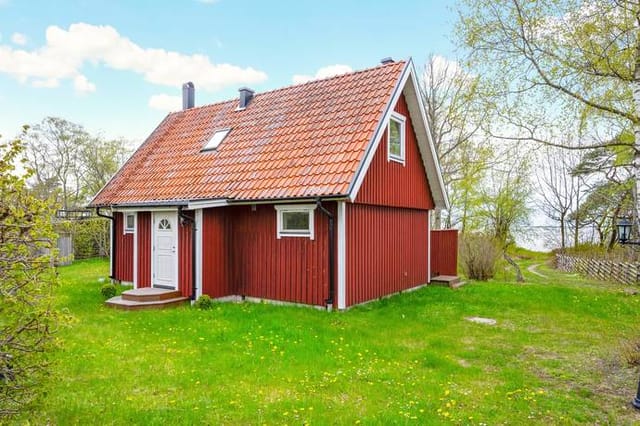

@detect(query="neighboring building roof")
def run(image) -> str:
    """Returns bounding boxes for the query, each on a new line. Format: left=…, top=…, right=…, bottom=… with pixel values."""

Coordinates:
left=90, top=59, right=448, bottom=209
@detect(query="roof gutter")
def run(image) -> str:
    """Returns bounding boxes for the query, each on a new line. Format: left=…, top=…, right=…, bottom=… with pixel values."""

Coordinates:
left=95, top=207, right=115, bottom=279
left=177, top=206, right=197, bottom=301
left=316, top=199, right=335, bottom=311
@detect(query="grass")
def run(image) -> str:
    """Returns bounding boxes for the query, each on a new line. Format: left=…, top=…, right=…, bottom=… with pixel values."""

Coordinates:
left=11, top=257, right=640, bottom=424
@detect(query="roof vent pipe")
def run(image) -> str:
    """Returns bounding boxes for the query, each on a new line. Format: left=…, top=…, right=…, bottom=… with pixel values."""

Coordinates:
left=238, top=87, right=254, bottom=109
left=380, top=57, right=394, bottom=65
left=182, top=82, right=195, bottom=110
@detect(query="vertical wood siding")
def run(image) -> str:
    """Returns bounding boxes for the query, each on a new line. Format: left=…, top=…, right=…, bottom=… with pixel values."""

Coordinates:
left=136, top=212, right=151, bottom=287
left=356, top=94, right=434, bottom=209
left=178, top=211, right=194, bottom=298
left=114, top=212, right=133, bottom=282
left=230, top=204, right=332, bottom=306
left=202, top=208, right=231, bottom=298
left=430, top=229, right=458, bottom=277
left=346, top=204, right=428, bottom=307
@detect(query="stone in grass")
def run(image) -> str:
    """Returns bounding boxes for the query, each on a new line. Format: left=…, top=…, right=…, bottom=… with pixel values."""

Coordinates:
left=465, top=316, right=497, bottom=326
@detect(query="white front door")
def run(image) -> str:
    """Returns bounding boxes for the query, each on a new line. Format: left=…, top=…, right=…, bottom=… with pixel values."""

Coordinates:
left=153, top=212, right=177, bottom=288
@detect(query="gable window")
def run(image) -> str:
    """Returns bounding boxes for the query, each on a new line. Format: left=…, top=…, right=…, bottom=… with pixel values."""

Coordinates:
left=202, top=128, right=231, bottom=151
left=124, top=213, right=135, bottom=234
left=275, top=204, right=316, bottom=239
left=387, top=112, right=406, bottom=164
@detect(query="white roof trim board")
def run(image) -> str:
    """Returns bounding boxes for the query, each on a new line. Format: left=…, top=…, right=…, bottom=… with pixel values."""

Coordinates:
left=348, top=59, right=449, bottom=210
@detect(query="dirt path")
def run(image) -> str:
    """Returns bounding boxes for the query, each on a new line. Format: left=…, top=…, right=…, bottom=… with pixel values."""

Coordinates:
left=527, top=263, right=548, bottom=279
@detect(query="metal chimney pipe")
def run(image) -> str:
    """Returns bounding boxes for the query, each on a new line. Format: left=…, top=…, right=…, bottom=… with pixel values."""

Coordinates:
left=182, top=82, right=195, bottom=110
left=238, top=87, right=254, bottom=109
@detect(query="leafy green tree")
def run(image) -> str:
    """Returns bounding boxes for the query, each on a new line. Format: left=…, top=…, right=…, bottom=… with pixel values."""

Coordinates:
left=0, top=133, right=58, bottom=417
left=420, top=55, right=492, bottom=230
left=457, top=0, right=640, bottom=230
left=478, top=156, right=532, bottom=281
left=23, top=117, right=131, bottom=209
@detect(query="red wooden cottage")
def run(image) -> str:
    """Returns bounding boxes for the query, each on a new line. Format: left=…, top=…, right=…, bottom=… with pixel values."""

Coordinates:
left=90, top=58, right=450, bottom=310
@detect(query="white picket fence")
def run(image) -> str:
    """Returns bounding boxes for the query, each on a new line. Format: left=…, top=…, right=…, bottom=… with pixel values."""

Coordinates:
left=556, top=254, right=640, bottom=285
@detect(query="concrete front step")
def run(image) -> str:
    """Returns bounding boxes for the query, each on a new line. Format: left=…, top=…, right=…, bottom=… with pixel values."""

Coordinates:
left=121, top=287, right=182, bottom=302
left=105, top=295, right=189, bottom=310
left=431, top=275, right=465, bottom=289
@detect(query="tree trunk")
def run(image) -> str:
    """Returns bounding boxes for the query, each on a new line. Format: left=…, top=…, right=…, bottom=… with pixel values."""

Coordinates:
left=503, top=251, right=524, bottom=283
left=560, top=213, right=566, bottom=250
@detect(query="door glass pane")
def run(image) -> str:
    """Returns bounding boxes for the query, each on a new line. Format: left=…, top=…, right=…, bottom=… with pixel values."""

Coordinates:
left=158, top=218, right=171, bottom=230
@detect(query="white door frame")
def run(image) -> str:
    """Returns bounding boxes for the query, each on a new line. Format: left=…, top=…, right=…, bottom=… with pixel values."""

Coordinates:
left=151, top=211, right=179, bottom=289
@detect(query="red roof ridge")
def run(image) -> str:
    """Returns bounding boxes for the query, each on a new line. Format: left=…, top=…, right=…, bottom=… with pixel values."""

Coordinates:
left=171, top=60, right=408, bottom=116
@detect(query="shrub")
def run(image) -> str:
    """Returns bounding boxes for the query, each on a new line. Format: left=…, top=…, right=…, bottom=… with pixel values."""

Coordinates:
left=621, top=338, right=640, bottom=367
left=194, top=295, right=214, bottom=310
left=459, top=233, right=500, bottom=280
left=100, top=283, right=116, bottom=299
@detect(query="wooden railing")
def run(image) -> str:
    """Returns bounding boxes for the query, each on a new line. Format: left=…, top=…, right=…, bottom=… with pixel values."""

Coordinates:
left=556, top=254, right=640, bottom=285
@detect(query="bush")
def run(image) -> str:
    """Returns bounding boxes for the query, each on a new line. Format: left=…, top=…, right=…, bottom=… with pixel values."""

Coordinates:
left=100, top=283, right=116, bottom=299
left=621, top=338, right=640, bottom=367
left=459, top=233, right=500, bottom=280
left=194, top=295, right=214, bottom=310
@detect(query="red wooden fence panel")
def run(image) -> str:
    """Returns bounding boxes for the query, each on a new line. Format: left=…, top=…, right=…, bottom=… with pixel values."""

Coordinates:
left=430, top=229, right=458, bottom=277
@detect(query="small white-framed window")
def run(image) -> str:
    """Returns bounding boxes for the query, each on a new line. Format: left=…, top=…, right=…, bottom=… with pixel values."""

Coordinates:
left=275, top=204, right=316, bottom=240
left=387, top=112, right=406, bottom=164
left=124, top=213, right=135, bottom=234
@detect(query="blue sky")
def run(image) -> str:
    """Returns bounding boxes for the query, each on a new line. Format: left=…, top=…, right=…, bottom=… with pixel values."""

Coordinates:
left=0, top=0, right=457, bottom=143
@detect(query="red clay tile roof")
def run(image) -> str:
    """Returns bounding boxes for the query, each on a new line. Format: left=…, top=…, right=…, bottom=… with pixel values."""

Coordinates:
left=90, top=61, right=407, bottom=207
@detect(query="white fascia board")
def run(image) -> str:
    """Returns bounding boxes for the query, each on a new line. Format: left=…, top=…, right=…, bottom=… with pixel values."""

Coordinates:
left=113, top=206, right=178, bottom=213
left=348, top=61, right=411, bottom=202
left=187, top=199, right=229, bottom=210
left=406, top=61, right=449, bottom=210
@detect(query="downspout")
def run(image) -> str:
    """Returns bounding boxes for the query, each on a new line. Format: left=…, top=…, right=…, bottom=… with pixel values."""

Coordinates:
left=316, top=199, right=335, bottom=311
left=178, top=206, right=197, bottom=301
left=96, top=207, right=116, bottom=279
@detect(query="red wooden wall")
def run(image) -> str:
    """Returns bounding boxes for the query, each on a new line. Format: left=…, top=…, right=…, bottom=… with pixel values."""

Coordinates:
left=345, top=204, right=428, bottom=307
left=114, top=212, right=133, bottom=282
left=229, top=204, right=332, bottom=306
left=178, top=211, right=194, bottom=298
left=137, top=212, right=151, bottom=287
left=202, top=208, right=231, bottom=298
left=356, top=94, right=434, bottom=209
left=430, top=229, right=458, bottom=277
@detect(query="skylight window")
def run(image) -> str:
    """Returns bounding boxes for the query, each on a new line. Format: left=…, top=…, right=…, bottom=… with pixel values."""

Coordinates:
left=202, top=128, right=231, bottom=151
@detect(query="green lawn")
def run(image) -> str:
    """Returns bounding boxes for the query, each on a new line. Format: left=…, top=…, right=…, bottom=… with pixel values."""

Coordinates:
left=14, top=257, right=640, bottom=424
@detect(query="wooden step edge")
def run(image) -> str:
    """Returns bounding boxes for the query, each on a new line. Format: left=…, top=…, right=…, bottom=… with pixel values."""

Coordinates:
left=121, top=291, right=182, bottom=302
left=105, top=296, right=190, bottom=310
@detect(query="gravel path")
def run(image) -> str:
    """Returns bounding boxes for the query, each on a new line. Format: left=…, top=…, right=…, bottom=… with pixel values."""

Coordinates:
left=527, top=263, right=548, bottom=279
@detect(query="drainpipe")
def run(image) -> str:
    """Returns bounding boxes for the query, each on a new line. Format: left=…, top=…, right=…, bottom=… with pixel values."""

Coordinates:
left=96, top=207, right=115, bottom=279
left=316, top=199, right=335, bottom=311
left=178, top=207, right=197, bottom=301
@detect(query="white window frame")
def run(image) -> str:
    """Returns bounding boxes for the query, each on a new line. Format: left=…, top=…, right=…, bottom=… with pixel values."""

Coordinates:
left=202, top=128, right=231, bottom=151
left=387, top=111, right=406, bottom=164
left=275, top=204, right=316, bottom=240
left=124, top=212, right=136, bottom=234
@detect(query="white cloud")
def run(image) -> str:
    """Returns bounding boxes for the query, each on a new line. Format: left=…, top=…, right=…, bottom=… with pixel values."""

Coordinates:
left=148, top=94, right=182, bottom=112
left=0, top=22, right=267, bottom=94
left=10, top=32, right=26, bottom=45
left=292, top=64, right=352, bottom=84
left=74, top=74, right=96, bottom=93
